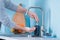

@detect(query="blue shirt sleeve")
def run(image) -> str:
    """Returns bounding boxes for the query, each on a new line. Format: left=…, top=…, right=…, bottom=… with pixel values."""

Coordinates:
left=4, top=0, right=18, bottom=11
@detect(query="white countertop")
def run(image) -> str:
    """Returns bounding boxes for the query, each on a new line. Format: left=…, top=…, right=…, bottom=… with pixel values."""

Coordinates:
left=0, top=36, right=60, bottom=40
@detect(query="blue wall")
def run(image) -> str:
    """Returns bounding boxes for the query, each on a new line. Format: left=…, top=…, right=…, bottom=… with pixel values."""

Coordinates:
left=49, top=0, right=60, bottom=38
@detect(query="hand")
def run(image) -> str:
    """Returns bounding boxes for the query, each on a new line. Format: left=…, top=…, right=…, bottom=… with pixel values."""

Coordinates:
left=25, top=27, right=36, bottom=32
left=28, top=11, right=39, bottom=22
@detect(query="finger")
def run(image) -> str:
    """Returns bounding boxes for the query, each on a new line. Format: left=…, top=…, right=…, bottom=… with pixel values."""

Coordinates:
left=29, top=27, right=36, bottom=32
left=33, top=14, right=39, bottom=22
left=36, top=15, right=39, bottom=22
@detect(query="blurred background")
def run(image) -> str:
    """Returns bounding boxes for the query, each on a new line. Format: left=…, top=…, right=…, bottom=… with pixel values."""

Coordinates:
left=0, top=0, right=60, bottom=38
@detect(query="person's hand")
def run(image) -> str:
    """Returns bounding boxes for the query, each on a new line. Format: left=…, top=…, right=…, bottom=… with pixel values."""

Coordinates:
left=28, top=11, right=39, bottom=22
left=25, top=27, right=36, bottom=33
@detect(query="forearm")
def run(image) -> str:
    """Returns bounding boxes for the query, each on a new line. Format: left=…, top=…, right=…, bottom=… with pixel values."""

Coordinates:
left=4, top=0, right=27, bottom=13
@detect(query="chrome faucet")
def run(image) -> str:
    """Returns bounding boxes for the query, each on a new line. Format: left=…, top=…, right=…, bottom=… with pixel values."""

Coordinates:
left=26, top=6, right=44, bottom=37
